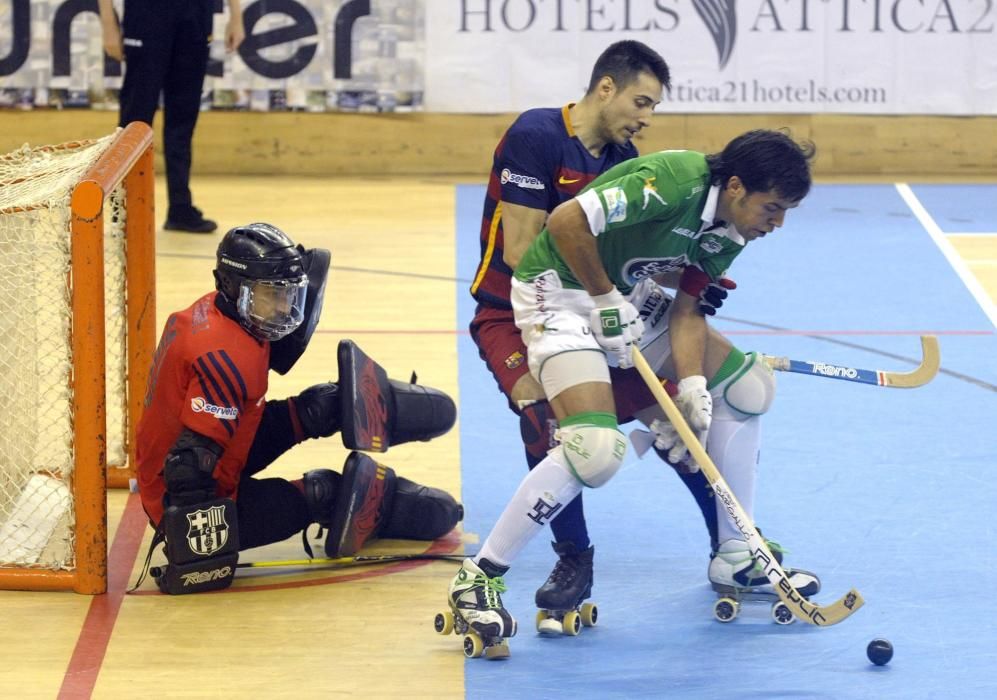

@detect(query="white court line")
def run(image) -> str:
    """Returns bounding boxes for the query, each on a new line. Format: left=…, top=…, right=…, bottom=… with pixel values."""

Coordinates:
left=895, top=183, right=997, bottom=329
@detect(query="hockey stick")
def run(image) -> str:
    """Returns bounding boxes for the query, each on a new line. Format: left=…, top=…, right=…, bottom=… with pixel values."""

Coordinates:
left=761, top=335, right=939, bottom=388
left=631, top=347, right=864, bottom=626
left=235, top=553, right=468, bottom=570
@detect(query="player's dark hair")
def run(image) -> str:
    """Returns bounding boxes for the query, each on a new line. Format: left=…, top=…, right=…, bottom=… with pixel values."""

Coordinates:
left=586, top=40, right=671, bottom=94
left=705, top=129, right=816, bottom=202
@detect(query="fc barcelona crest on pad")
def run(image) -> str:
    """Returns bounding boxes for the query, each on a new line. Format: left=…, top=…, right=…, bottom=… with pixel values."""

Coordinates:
left=186, top=504, right=231, bottom=556
left=504, top=351, right=524, bottom=369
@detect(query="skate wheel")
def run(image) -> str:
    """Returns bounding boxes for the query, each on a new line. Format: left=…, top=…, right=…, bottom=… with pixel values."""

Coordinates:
left=713, top=597, right=739, bottom=623
left=434, top=610, right=454, bottom=635
left=580, top=602, right=598, bottom=627
left=483, top=639, right=510, bottom=660
left=463, top=633, right=485, bottom=658
left=771, top=601, right=795, bottom=625
left=562, top=610, right=581, bottom=636
left=537, top=614, right=563, bottom=636
left=535, top=609, right=549, bottom=632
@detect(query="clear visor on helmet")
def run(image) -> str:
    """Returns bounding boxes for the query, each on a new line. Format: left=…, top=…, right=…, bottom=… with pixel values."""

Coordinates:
left=237, top=277, right=308, bottom=341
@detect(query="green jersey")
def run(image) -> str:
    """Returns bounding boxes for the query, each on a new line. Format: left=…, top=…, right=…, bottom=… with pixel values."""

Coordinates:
left=515, top=150, right=745, bottom=295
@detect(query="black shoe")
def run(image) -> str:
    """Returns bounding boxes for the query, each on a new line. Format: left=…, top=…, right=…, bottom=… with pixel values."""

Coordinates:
left=164, top=207, right=217, bottom=233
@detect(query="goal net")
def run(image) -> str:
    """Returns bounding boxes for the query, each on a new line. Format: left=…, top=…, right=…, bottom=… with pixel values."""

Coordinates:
left=0, top=123, right=155, bottom=593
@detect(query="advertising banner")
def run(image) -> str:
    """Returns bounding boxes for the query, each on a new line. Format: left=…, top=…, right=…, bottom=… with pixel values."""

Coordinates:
left=0, top=0, right=424, bottom=112
left=2, top=0, right=994, bottom=114
left=424, top=1, right=997, bottom=115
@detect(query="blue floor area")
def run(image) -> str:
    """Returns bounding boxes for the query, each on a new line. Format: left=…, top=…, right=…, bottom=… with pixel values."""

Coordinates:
left=454, top=183, right=997, bottom=699
left=907, top=184, right=997, bottom=233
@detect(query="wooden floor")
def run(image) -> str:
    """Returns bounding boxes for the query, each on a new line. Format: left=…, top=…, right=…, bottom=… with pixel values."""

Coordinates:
left=0, top=175, right=994, bottom=698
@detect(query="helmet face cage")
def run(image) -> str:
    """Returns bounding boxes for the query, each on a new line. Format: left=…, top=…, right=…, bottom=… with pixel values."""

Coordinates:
left=236, top=275, right=308, bottom=341
left=215, top=223, right=310, bottom=342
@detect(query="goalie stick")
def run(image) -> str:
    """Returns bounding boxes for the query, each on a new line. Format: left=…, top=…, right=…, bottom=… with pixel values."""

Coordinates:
left=761, top=335, right=939, bottom=388
left=632, top=347, right=864, bottom=627
left=234, top=553, right=467, bottom=570
left=146, top=553, right=466, bottom=581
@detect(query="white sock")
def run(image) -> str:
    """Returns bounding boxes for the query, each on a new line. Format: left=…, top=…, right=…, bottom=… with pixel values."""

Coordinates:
left=707, top=404, right=761, bottom=544
left=475, top=452, right=582, bottom=570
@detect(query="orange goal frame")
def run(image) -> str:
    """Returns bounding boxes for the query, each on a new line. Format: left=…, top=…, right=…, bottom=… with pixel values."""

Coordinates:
left=0, top=122, right=156, bottom=593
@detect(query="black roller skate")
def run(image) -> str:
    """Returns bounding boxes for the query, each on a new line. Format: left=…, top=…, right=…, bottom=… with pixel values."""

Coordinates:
left=534, top=542, right=598, bottom=636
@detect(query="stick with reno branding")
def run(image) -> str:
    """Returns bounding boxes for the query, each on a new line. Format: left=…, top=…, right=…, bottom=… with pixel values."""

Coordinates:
left=761, top=335, right=939, bottom=388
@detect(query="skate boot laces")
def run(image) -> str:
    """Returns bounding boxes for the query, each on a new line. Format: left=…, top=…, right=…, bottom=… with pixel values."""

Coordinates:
left=453, top=566, right=508, bottom=609
left=742, top=539, right=786, bottom=578
left=475, top=571, right=508, bottom=609
left=546, top=556, right=579, bottom=588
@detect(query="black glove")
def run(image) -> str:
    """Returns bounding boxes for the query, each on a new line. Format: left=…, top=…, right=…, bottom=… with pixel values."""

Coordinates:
left=698, top=277, right=736, bottom=316
left=294, top=382, right=341, bottom=439
left=162, top=431, right=221, bottom=507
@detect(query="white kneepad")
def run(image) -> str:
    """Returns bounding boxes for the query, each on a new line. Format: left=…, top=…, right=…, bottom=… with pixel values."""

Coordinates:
left=555, top=424, right=627, bottom=488
left=717, top=352, right=776, bottom=417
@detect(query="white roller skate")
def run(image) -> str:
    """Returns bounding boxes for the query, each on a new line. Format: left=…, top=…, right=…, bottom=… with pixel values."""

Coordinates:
left=434, top=558, right=517, bottom=659
left=709, top=538, right=821, bottom=625
left=534, top=542, right=598, bottom=636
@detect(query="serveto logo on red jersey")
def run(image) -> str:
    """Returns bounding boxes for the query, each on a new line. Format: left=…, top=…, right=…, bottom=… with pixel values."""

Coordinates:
left=190, top=396, right=239, bottom=420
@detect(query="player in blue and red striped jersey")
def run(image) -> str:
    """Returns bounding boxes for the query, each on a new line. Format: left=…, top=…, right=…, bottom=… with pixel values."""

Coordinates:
left=466, top=42, right=737, bottom=627
left=138, top=223, right=461, bottom=593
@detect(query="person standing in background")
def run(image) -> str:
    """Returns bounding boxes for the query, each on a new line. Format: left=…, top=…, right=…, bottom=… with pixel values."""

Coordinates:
left=98, top=0, right=244, bottom=233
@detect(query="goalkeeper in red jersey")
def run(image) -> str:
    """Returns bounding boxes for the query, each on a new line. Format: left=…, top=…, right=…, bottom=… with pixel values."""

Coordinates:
left=137, top=222, right=461, bottom=593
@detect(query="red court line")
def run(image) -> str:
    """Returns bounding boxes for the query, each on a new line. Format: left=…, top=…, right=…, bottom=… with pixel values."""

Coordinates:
left=59, top=493, right=148, bottom=699
left=715, top=329, right=994, bottom=336
left=316, top=328, right=993, bottom=336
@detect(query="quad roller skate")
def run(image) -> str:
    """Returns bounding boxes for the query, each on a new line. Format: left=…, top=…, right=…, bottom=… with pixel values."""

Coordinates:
left=435, top=558, right=517, bottom=659
left=534, top=542, right=598, bottom=636
left=709, top=538, right=821, bottom=625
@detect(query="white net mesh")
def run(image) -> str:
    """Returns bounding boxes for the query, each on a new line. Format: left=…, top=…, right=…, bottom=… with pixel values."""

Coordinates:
left=0, top=134, right=128, bottom=571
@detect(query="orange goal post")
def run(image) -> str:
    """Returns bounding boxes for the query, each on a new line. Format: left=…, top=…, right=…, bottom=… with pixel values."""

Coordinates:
left=0, top=122, right=155, bottom=593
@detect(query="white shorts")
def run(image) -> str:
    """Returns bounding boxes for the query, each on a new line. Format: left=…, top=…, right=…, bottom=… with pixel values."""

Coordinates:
left=510, top=272, right=674, bottom=384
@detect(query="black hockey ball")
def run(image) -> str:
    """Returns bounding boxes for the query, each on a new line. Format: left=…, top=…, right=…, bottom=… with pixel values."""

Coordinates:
left=866, top=638, right=893, bottom=666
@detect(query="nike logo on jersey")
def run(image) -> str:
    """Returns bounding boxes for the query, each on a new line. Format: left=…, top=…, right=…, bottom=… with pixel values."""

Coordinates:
left=558, top=176, right=581, bottom=185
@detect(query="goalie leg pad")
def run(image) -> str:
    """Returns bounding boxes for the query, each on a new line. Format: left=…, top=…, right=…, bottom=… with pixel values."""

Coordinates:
left=715, top=351, right=776, bottom=417
left=156, top=498, right=239, bottom=595
left=325, top=452, right=396, bottom=558
left=338, top=339, right=456, bottom=452
left=379, top=477, right=464, bottom=541
left=554, top=413, right=627, bottom=488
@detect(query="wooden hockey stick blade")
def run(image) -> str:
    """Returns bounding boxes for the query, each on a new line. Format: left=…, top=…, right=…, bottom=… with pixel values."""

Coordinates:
left=236, top=553, right=467, bottom=569
left=761, top=335, right=940, bottom=388
left=632, top=348, right=864, bottom=626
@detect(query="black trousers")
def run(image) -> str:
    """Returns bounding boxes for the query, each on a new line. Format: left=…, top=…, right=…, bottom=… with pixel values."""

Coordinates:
left=119, top=0, right=213, bottom=218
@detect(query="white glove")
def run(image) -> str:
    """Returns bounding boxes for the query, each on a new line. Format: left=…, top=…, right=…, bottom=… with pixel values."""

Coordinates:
left=588, top=288, right=644, bottom=369
left=631, top=418, right=699, bottom=474
left=669, top=375, right=712, bottom=466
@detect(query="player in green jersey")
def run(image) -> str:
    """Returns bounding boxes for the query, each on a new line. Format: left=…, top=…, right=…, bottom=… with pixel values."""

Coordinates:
left=444, top=129, right=821, bottom=654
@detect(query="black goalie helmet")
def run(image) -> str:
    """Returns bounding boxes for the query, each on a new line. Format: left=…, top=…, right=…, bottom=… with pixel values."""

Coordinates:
left=214, top=223, right=308, bottom=341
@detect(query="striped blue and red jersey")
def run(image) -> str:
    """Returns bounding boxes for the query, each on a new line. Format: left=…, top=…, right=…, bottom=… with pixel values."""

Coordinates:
left=469, top=104, right=639, bottom=309
left=137, top=292, right=269, bottom=523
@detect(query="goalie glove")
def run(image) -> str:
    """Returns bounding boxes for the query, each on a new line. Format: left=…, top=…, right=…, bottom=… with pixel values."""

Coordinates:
left=588, top=288, right=644, bottom=369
